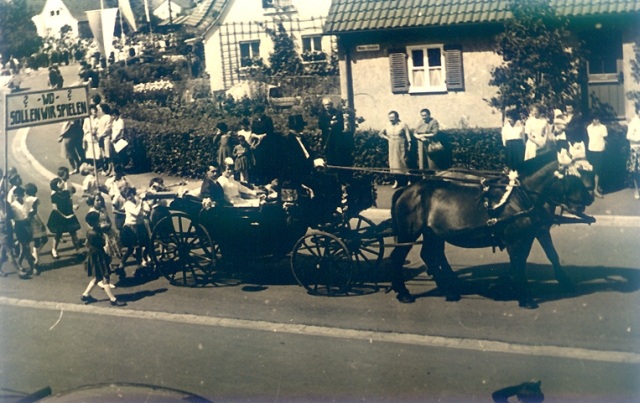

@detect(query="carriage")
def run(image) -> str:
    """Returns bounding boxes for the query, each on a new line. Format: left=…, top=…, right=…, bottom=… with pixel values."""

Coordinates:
left=144, top=175, right=386, bottom=295
left=143, top=149, right=596, bottom=307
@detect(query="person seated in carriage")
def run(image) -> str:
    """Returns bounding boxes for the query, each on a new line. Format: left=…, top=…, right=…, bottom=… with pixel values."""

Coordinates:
left=217, top=157, right=264, bottom=207
left=199, top=165, right=225, bottom=208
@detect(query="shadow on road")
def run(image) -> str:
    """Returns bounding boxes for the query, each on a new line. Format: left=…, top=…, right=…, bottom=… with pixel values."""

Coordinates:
left=408, top=262, right=640, bottom=305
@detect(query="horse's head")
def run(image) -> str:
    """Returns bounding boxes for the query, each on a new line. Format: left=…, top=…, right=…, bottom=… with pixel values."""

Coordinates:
left=548, top=172, right=594, bottom=214
left=553, top=148, right=595, bottom=212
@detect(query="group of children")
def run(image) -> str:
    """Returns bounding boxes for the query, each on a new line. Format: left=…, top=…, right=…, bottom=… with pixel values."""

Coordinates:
left=0, top=161, right=161, bottom=307
left=501, top=103, right=607, bottom=198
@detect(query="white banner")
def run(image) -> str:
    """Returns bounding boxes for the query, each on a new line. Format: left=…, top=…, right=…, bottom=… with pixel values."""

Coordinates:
left=119, top=0, right=137, bottom=31
left=86, top=8, right=119, bottom=58
left=5, top=86, right=89, bottom=131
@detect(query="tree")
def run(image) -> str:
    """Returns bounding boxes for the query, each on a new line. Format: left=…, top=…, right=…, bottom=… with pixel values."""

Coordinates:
left=627, top=43, right=640, bottom=108
left=264, top=23, right=303, bottom=77
left=0, top=0, right=43, bottom=62
left=489, top=0, right=586, bottom=115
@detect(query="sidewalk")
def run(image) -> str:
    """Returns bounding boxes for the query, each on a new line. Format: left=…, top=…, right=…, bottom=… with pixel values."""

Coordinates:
left=23, top=121, right=640, bottom=220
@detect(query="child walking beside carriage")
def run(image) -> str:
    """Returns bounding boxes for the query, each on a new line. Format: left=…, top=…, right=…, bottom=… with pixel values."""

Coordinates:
left=81, top=211, right=125, bottom=306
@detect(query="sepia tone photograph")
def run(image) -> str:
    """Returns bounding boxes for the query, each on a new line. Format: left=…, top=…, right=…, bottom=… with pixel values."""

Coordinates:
left=1, top=0, right=639, bottom=401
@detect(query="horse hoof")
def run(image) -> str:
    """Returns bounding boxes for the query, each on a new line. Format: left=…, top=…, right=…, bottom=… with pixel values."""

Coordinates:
left=518, top=300, right=539, bottom=309
left=445, top=293, right=461, bottom=302
left=396, top=292, right=415, bottom=304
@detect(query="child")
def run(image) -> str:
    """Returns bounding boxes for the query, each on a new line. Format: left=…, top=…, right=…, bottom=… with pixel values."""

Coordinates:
left=117, top=187, right=150, bottom=276
left=87, top=194, right=120, bottom=288
left=553, top=109, right=569, bottom=151
left=10, top=187, right=37, bottom=277
left=0, top=201, right=17, bottom=277
left=81, top=163, right=99, bottom=197
left=47, top=177, right=81, bottom=259
left=81, top=211, right=126, bottom=306
left=233, top=135, right=254, bottom=183
left=24, top=183, right=48, bottom=266
left=586, top=115, right=608, bottom=198
left=215, top=122, right=234, bottom=168
left=524, top=104, right=551, bottom=161
left=501, top=110, right=525, bottom=172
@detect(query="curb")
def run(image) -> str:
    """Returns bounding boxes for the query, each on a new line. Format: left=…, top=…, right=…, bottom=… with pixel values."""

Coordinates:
left=17, top=128, right=640, bottom=228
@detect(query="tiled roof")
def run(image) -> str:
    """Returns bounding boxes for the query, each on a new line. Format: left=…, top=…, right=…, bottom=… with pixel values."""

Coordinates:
left=183, top=0, right=226, bottom=27
left=324, top=0, right=640, bottom=33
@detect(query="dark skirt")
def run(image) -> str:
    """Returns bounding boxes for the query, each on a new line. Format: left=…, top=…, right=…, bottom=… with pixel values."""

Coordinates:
left=47, top=209, right=81, bottom=234
left=504, top=140, right=525, bottom=171
left=14, top=220, right=33, bottom=244
left=587, top=150, right=604, bottom=176
left=86, top=248, right=110, bottom=280
left=120, top=223, right=149, bottom=249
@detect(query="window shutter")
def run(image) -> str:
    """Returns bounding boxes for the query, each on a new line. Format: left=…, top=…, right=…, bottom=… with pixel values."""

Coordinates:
left=389, top=52, right=410, bottom=94
left=444, top=45, right=464, bottom=91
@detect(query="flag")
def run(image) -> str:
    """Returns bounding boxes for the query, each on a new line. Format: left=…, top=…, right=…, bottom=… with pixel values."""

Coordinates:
left=118, top=0, right=137, bottom=32
left=143, top=0, right=151, bottom=23
left=86, top=8, right=119, bottom=59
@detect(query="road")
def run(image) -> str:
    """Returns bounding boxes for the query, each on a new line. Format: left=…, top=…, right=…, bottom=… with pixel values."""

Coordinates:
left=0, top=66, right=639, bottom=402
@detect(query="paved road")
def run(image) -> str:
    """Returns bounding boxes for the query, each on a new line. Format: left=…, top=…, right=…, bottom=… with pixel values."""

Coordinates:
left=1, top=65, right=639, bottom=402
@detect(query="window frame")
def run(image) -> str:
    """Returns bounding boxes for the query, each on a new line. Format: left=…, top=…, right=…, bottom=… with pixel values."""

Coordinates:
left=406, top=44, right=447, bottom=93
left=302, top=35, right=322, bottom=53
left=239, top=40, right=260, bottom=67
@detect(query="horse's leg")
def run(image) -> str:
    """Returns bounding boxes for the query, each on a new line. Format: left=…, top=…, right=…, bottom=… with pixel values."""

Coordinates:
left=390, top=243, right=415, bottom=303
left=536, top=227, right=576, bottom=293
left=420, top=235, right=461, bottom=302
left=506, top=236, right=538, bottom=309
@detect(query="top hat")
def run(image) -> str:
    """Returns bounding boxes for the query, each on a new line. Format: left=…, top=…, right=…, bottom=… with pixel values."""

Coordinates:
left=288, top=114, right=306, bottom=130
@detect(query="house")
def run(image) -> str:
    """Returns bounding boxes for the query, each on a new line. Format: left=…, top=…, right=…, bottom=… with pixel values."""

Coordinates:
left=29, top=0, right=120, bottom=39
left=324, top=0, right=640, bottom=130
left=185, top=0, right=334, bottom=93
left=151, top=0, right=193, bottom=21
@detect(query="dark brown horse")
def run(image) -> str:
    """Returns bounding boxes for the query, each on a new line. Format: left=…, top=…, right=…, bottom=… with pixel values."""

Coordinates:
left=389, top=152, right=594, bottom=309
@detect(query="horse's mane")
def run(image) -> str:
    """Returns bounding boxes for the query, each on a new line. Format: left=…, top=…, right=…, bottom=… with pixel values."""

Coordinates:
left=517, top=151, right=557, bottom=177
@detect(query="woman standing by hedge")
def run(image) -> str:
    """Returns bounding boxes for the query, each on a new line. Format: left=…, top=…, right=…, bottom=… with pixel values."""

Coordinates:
left=501, top=109, right=525, bottom=171
left=627, top=104, right=640, bottom=200
left=379, top=111, right=411, bottom=188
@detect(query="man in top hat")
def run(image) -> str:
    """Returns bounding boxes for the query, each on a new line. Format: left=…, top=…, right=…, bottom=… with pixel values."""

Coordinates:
left=281, top=114, right=314, bottom=185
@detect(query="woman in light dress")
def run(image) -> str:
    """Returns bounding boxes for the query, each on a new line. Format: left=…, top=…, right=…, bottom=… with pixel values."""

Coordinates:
left=379, top=111, right=412, bottom=188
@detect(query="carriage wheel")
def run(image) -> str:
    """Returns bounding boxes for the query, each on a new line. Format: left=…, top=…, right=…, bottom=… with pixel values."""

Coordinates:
left=343, top=215, right=384, bottom=273
left=291, top=231, right=352, bottom=296
left=150, top=212, right=218, bottom=286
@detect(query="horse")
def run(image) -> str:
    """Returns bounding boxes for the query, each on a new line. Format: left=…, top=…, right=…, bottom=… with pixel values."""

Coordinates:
left=389, top=151, right=595, bottom=309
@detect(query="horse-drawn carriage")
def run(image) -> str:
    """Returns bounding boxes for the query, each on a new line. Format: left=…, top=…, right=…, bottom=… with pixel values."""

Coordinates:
left=144, top=175, right=385, bottom=295
left=143, top=149, right=596, bottom=308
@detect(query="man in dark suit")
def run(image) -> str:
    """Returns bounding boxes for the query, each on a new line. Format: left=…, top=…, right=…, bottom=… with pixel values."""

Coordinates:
left=564, top=103, right=588, bottom=145
left=281, top=114, right=314, bottom=186
left=318, top=98, right=348, bottom=167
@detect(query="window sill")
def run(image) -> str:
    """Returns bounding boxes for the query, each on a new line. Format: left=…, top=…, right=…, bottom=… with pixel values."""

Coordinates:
left=408, top=87, right=447, bottom=94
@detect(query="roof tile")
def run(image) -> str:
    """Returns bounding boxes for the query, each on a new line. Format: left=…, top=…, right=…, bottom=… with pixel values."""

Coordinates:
left=324, top=0, right=640, bottom=33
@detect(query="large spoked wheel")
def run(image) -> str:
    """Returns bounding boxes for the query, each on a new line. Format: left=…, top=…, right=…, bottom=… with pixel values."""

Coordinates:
left=150, top=212, right=218, bottom=286
left=291, top=231, right=352, bottom=296
left=343, top=215, right=384, bottom=273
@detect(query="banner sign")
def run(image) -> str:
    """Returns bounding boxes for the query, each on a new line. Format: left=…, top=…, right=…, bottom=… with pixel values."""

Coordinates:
left=5, top=85, right=89, bottom=130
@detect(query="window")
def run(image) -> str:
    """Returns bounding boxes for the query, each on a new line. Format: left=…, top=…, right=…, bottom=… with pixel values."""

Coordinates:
left=51, top=10, right=55, bottom=16
left=239, top=40, right=260, bottom=67
left=302, top=36, right=322, bottom=52
left=389, top=44, right=464, bottom=94
left=56, top=10, right=60, bottom=15
left=407, top=45, right=446, bottom=92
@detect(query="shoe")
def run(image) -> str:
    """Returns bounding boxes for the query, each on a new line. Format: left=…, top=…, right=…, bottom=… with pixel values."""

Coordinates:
left=34, top=268, right=40, bottom=276
left=594, top=192, right=604, bottom=198
left=392, top=181, right=398, bottom=189
left=81, top=295, right=98, bottom=304
left=98, top=280, right=116, bottom=289
left=51, top=249, right=59, bottom=259
left=70, top=169, right=80, bottom=174
left=635, top=192, right=640, bottom=200
left=110, top=299, right=126, bottom=307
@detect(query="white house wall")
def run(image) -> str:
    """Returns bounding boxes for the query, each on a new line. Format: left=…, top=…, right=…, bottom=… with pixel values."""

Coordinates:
left=32, top=0, right=79, bottom=39
left=203, top=0, right=332, bottom=92
left=622, top=28, right=640, bottom=123
left=346, top=40, right=503, bottom=131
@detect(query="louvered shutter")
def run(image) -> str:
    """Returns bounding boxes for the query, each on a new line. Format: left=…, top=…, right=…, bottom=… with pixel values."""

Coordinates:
left=444, top=45, right=464, bottom=91
left=389, top=52, right=410, bottom=93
